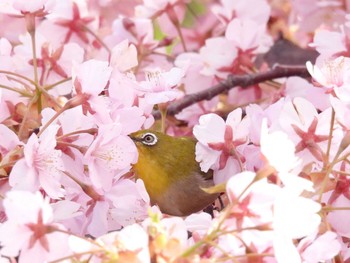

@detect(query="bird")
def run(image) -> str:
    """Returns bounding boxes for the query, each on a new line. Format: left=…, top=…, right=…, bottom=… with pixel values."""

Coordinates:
left=129, top=129, right=219, bottom=216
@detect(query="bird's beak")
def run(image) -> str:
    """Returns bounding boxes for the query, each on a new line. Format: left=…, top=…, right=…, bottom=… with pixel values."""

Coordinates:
left=128, top=134, right=141, bottom=143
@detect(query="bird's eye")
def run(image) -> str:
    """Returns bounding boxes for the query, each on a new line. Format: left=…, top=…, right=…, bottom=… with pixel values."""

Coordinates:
left=141, top=133, right=158, bottom=146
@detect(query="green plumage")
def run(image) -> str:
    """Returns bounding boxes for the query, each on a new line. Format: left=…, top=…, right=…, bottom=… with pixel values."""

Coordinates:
left=130, top=130, right=218, bottom=216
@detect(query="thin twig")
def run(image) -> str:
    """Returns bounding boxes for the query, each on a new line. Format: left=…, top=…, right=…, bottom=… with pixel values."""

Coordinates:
left=153, top=64, right=310, bottom=118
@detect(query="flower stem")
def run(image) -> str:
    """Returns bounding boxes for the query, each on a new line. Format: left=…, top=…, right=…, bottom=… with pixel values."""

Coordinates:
left=325, top=108, right=335, bottom=165
left=45, top=77, right=72, bottom=91
left=82, top=24, right=111, bottom=55
left=29, top=30, right=39, bottom=86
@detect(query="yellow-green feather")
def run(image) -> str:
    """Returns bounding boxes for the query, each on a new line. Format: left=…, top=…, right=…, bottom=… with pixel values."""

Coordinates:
left=132, top=130, right=199, bottom=198
left=130, top=130, right=217, bottom=216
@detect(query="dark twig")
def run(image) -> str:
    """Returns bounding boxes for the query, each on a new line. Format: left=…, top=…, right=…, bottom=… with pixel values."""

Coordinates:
left=153, top=64, right=310, bottom=119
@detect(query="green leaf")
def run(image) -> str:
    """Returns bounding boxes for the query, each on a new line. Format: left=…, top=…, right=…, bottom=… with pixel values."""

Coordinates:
left=153, top=20, right=166, bottom=41
left=182, top=0, right=207, bottom=28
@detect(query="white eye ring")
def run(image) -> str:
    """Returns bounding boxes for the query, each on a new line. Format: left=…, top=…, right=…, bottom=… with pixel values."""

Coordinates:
left=141, top=132, right=158, bottom=146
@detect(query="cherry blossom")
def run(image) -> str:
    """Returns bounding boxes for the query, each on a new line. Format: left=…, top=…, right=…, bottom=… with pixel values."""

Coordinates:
left=273, top=189, right=322, bottom=263
left=106, top=17, right=158, bottom=51
left=309, top=29, right=348, bottom=58
left=199, top=37, right=238, bottom=78
left=83, top=123, right=138, bottom=191
left=330, top=96, right=350, bottom=129
left=137, top=67, right=184, bottom=104
left=110, top=40, right=138, bottom=72
left=225, top=18, right=271, bottom=54
left=299, top=231, right=341, bottom=262
left=290, top=0, right=347, bottom=46
left=0, top=0, right=349, bottom=261
left=94, top=224, right=150, bottom=262
left=174, top=52, right=218, bottom=126
left=226, top=171, right=279, bottom=229
left=193, top=109, right=249, bottom=174
left=0, top=0, right=52, bottom=15
left=0, top=191, right=70, bottom=262
left=9, top=125, right=64, bottom=199
left=0, top=124, right=21, bottom=156
left=13, top=0, right=51, bottom=14
left=283, top=77, right=330, bottom=111
left=260, top=119, right=314, bottom=193
left=46, top=1, right=96, bottom=45
left=306, top=56, right=350, bottom=102
left=212, top=0, right=271, bottom=25
left=72, top=59, right=112, bottom=114
left=135, top=0, right=190, bottom=19
left=13, top=33, right=84, bottom=95
left=108, top=179, right=151, bottom=227
left=277, top=97, right=341, bottom=166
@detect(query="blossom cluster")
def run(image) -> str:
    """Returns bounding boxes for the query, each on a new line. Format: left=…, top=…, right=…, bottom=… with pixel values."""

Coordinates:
left=0, top=0, right=349, bottom=262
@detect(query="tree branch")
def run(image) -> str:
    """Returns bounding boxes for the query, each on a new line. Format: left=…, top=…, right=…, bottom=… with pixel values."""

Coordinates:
left=153, top=64, right=310, bottom=119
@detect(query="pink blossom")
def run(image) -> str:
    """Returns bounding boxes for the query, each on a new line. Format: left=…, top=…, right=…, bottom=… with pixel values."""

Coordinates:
left=326, top=192, right=350, bottom=237
left=174, top=52, right=218, bottom=126
left=299, top=231, right=341, bottom=262
left=107, top=179, right=150, bottom=228
left=142, top=215, right=188, bottom=247
left=0, top=124, right=22, bottom=156
left=330, top=96, right=350, bottom=129
left=260, top=119, right=314, bottom=193
left=93, top=224, right=150, bottom=262
left=212, top=0, right=271, bottom=25
left=211, top=234, right=245, bottom=259
left=55, top=156, right=150, bottom=237
left=226, top=171, right=279, bottom=231
left=108, top=71, right=154, bottom=130
left=85, top=93, right=146, bottom=132
left=106, top=17, right=158, bottom=50
left=0, top=38, right=13, bottom=69
left=310, top=29, right=348, bottom=58
left=73, top=59, right=112, bottom=96
left=110, top=40, right=138, bottom=72
left=0, top=191, right=70, bottom=262
left=0, top=1, right=348, bottom=261
left=83, top=123, right=138, bottom=191
left=138, top=67, right=184, bottom=104
left=41, top=107, right=94, bottom=158
left=290, top=0, right=346, bottom=46
left=109, top=106, right=146, bottom=135
left=306, top=56, right=350, bottom=102
left=174, top=52, right=215, bottom=94
left=277, top=97, right=341, bottom=166
left=245, top=99, right=287, bottom=144
left=339, top=237, right=350, bottom=261
left=13, top=0, right=49, bottom=13
left=43, top=1, right=97, bottom=45
left=273, top=190, right=321, bottom=239
left=135, top=0, right=190, bottom=18
left=108, top=72, right=138, bottom=108
left=13, top=34, right=84, bottom=95
left=193, top=109, right=249, bottom=174
left=0, top=0, right=52, bottom=15
left=225, top=18, right=271, bottom=53
left=199, top=37, right=238, bottom=78
left=72, top=59, right=112, bottom=114
left=9, top=125, right=65, bottom=199
left=273, top=189, right=321, bottom=263
left=135, top=0, right=189, bottom=52
left=213, top=158, right=241, bottom=184
left=185, top=212, right=212, bottom=235
left=283, top=77, right=330, bottom=111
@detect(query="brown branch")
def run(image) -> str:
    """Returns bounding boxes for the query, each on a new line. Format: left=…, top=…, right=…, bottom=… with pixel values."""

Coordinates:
left=153, top=64, right=310, bottom=119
